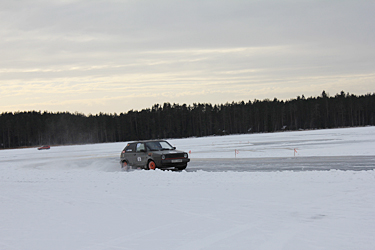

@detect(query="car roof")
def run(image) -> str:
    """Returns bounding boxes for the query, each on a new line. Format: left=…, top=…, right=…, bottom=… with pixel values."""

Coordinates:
left=128, top=140, right=168, bottom=144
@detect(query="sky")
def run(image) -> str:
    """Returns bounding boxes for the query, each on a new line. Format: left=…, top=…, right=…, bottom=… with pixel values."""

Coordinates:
left=1, top=0, right=374, bottom=115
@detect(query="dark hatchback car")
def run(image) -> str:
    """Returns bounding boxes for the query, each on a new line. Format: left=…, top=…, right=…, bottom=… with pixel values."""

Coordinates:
left=120, top=140, right=190, bottom=171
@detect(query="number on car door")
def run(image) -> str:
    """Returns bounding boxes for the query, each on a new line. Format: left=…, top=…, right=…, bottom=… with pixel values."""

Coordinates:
left=135, top=143, right=147, bottom=167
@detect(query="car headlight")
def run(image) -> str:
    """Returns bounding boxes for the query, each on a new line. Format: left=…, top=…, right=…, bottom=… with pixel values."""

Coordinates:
left=161, top=155, right=165, bottom=160
left=184, top=153, right=188, bottom=158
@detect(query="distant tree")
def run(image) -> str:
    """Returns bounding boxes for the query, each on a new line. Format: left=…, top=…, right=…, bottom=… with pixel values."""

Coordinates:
left=1, top=91, right=374, bottom=149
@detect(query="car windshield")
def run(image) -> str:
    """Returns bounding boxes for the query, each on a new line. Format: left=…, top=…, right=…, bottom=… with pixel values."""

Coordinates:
left=146, top=141, right=174, bottom=151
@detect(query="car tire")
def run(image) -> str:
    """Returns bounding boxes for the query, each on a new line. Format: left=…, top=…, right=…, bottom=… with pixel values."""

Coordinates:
left=121, top=161, right=129, bottom=170
left=147, top=160, right=156, bottom=170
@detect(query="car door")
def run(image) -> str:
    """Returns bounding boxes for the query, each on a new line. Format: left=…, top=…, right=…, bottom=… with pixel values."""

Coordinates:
left=124, top=143, right=137, bottom=166
left=134, top=143, right=148, bottom=167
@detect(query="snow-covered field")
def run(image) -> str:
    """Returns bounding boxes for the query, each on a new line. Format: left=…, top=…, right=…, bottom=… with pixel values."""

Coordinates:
left=1, top=127, right=375, bottom=250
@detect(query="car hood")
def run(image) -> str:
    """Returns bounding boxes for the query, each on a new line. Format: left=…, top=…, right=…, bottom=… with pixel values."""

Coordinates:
left=151, top=150, right=185, bottom=155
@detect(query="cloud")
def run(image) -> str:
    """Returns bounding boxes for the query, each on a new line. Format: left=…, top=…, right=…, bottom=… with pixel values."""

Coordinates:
left=0, top=0, right=374, bottom=114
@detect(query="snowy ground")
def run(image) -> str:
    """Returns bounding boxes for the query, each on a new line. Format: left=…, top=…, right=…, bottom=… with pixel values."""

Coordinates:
left=1, top=127, right=375, bottom=250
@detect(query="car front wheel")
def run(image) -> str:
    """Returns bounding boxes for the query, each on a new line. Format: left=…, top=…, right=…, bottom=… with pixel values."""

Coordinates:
left=147, top=160, right=156, bottom=170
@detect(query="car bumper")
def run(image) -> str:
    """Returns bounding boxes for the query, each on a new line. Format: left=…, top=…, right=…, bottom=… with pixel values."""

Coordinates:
left=160, top=158, right=190, bottom=169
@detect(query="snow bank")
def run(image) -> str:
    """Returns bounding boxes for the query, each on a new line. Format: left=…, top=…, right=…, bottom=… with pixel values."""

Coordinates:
left=1, top=167, right=374, bottom=250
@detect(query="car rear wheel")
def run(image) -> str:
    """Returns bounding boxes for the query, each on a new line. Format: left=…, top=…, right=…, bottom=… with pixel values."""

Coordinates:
left=121, top=161, right=129, bottom=170
left=147, top=160, right=156, bottom=170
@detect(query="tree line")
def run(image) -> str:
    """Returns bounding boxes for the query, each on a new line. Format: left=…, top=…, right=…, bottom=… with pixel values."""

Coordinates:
left=1, top=91, right=374, bottom=149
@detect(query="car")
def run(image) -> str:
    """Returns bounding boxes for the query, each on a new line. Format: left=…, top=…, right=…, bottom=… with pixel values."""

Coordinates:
left=120, top=140, right=190, bottom=171
left=38, top=145, right=50, bottom=150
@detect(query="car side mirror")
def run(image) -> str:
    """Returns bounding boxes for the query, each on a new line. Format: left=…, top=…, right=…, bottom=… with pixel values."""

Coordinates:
left=172, top=147, right=176, bottom=150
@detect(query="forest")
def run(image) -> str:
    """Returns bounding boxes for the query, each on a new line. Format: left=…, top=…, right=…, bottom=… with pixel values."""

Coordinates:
left=1, top=91, right=374, bottom=149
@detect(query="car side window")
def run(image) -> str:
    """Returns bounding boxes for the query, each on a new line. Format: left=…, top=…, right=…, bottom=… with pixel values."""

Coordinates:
left=136, top=143, right=145, bottom=152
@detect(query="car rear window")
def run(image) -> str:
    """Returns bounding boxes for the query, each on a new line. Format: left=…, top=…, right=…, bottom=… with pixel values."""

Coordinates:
left=125, top=143, right=136, bottom=152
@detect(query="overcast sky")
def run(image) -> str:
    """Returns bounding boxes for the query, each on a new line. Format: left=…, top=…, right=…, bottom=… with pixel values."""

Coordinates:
left=1, top=0, right=374, bottom=114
